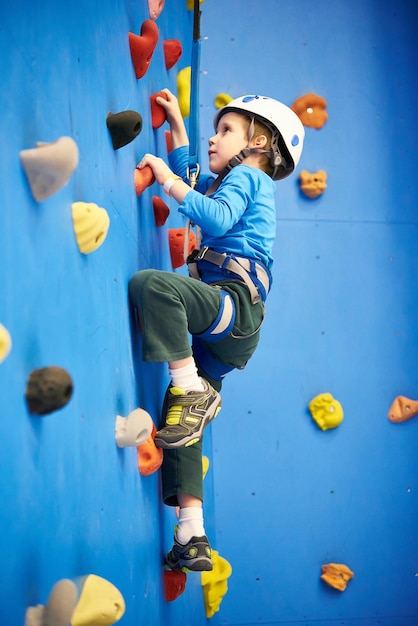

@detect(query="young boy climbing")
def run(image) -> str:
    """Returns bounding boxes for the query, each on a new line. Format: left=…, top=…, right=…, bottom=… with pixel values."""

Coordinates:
left=129, top=89, right=304, bottom=572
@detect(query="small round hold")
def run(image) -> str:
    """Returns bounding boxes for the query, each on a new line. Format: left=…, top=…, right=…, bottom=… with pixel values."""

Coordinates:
left=106, top=111, right=143, bottom=150
left=25, top=366, right=73, bottom=415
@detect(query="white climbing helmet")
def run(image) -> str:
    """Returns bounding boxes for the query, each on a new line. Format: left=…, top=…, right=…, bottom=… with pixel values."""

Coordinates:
left=214, top=95, right=305, bottom=180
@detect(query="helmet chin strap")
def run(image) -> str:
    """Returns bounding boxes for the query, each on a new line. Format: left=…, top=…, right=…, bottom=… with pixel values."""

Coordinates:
left=206, top=147, right=279, bottom=196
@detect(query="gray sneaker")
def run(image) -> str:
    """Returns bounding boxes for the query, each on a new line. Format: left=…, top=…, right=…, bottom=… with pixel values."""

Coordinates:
left=155, top=379, right=221, bottom=448
left=166, top=534, right=213, bottom=572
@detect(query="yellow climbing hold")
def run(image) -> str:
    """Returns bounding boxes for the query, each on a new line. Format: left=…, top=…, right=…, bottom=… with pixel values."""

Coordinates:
left=72, top=202, right=110, bottom=254
left=202, top=455, right=209, bottom=479
left=0, top=324, right=12, bottom=363
left=201, top=550, right=232, bottom=619
left=308, top=392, right=344, bottom=431
left=187, top=0, right=204, bottom=9
left=71, top=574, right=125, bottom=626
left=214, top=93, right=233, bottom=109
left=177, top=66, right=191, bottom=118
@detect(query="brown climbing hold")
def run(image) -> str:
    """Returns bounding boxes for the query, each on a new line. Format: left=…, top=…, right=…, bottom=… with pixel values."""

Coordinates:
left=128, top=20, right=159, bottom=79
left=387, top=395, right=418, bottom=423
left=134, top=166, right=155, bottom=196
left=137, top=423, right=163, bottom=476
left=169, top=228, right=197, bottom=269
left=291, top=93, right=328, bottom=129
left=164, top=570, right=187, bottom=602
left=106, top=111, right=142, bottom=150
left=150, top=91, right=168, bottom=130
left=25, top=366, right=73, bottom=416
left=163, top=39, right=182, bottom=70
left=152, top=196, right=170, bottom=227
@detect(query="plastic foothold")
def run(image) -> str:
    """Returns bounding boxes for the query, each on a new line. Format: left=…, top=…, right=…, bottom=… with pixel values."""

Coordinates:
left=291, top=93, right=328, bottom=129
left=148, top=0, right=165, bottom=19
left=20, top=136, right=79, bottom=201
left=214, top=93, right=233, bottom=109
left=308, top=392, right=343, bottom=431
left=163, top=39, right=182, bottom=70
left=152, top=196, right=170, bottom=227
left=26, top=575, right=125, bottom=626
left=72, top=202, right=110, bottom=254
left=0, top=323, right=12, bottom=364
left=320, top=563, right=354, bottom=592
left=150, top=90, right=168, bottom=129
left=165, top=130, right=173, bottom=154
left=137, top=423, right=163, bottom=476
left=299, top=170, right=327, bottom=198
left=169, top=228, right=197, bottom=269
left=25, top=366, right=73, bottom=416
left=201, top=550, right=232, bottom=619
left=134, top=166, right=155, bottom=196
left=202, top=455, right=209, bottom=479
left=164, top=570, right=187, bottom=602
left=177, top=66, right=191, bottom=118
left=128, top=20, right=159, bottom=79
left=70, top=575, right=125, bottom=625
left=115, top=408, right=153, bottom=448
left=106, top=111, right=142, bottom=150
left=387, top=396, right=418, bottom=423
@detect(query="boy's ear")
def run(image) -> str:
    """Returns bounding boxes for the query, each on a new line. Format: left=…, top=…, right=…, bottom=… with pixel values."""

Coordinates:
left=252, top=134, right=268, bottom=148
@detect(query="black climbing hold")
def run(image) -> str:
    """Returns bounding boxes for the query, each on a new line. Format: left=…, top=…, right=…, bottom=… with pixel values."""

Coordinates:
left=106, top=110, right=143, bottom=150
left=25, top=366, right=74, bottom=415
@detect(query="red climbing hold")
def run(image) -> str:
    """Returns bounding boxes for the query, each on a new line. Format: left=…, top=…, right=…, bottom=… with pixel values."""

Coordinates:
left=128, top=20, right=159, bottom=79
left=165, top=130, right=173, bottom=154
left=163, top=39, right=183, bottom=70
left=134, top=166, right=155, bottom=196
left=152, top=196, right=170, bottom=227
left=150, top=90, right=168, bottom=130
left=169, top=228, right=197, bottom=269
left=164, top=570, right=187, bottom=602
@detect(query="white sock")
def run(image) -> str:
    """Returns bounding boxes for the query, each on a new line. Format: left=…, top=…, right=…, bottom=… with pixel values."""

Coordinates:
left=169, top=361, right=204, bottom=392
left=176, top=507, right=205, bottom=544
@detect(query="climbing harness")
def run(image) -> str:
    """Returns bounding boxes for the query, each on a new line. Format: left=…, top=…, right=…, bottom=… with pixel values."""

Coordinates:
left=187, top=247, right=271, bottom=305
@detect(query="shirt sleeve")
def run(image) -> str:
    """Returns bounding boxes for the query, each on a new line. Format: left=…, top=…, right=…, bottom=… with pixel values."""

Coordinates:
left=178, top=167, right=257, bottom=237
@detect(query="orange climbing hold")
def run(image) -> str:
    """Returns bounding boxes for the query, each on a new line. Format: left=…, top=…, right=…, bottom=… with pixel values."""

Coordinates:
left=134, top=166, right=155, bottom=196
left=169, top=228, right=197, bottom=269
left=299, top=170, right=327, bottom=198
left=163, top=39, right=182, bottom=70
left=291, top=93, right=328, bottom=129
left=163, top=570, right=187, bottom=602
left=387, top=395, right=418, bottom=423
left=137, top=423, right=163, bottom=476
left=153, top=196, right=170, bottom=227
left=150, top=90, right=168, bottom=130
left=320, top=563, right=354, bottom=591
left=128, top=20, right=159, bottom=79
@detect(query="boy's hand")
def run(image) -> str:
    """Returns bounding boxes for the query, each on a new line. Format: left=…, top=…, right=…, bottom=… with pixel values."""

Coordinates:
left=156, top=88, right=183, bottom=127
left=137, top=154, right=174, bottom=185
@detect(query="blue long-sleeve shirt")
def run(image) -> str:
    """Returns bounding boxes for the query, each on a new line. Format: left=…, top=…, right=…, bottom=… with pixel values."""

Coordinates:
left=168, top=146, right=276, bottom=285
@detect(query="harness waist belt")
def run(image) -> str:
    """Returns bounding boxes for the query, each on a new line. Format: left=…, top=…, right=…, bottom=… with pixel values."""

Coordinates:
left=188, top=247, right=270, bottom=304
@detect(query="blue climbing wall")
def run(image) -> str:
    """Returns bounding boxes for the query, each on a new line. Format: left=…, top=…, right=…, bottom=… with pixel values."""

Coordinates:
left=0, top=1, right=417, bottom=626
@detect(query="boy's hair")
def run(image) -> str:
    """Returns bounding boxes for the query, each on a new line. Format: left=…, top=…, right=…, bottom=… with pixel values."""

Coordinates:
left=240, top=115, right=274, bottom=177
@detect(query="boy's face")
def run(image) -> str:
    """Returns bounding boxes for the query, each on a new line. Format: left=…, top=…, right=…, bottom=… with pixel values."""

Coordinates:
left=208, top=112, right=248, bottom=174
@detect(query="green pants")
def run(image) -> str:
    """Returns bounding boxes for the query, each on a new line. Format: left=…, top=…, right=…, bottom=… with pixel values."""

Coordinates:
left=128, top=269, right=264, bottom=506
